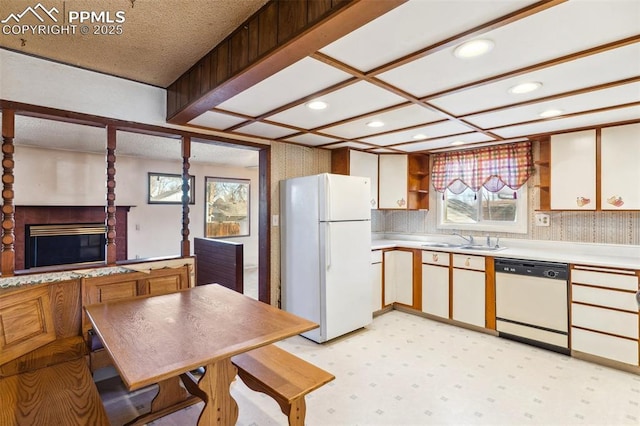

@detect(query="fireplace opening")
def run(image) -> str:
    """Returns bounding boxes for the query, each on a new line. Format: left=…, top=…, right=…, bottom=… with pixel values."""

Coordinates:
left=26, top=223, right=106, bottom=269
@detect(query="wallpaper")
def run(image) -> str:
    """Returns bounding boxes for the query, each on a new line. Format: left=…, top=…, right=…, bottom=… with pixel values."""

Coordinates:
left=270, top=142, right=332, bottom=306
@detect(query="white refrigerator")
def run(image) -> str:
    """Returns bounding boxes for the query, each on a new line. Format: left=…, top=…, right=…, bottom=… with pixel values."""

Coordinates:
left=280, top=173, right=372, bottom=343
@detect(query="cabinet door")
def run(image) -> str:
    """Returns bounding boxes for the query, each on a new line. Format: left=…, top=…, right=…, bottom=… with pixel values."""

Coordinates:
left=350, top=150, right=379, bottom=209
left=371, top=261, right=383, bottom=312
left=550, top=130, right=596, bottom=210
left=383, top=250, right=413, bottom=306
left=452, top=268, right=485, bottom=327
left=601, top=123, right=640, bottom=210
left=422, top=264, right=449, bottom=318
left=379, top=155, right=408, bottom=209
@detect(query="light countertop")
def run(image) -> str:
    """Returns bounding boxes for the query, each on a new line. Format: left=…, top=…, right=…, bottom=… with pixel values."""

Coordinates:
left=372, top=234, right=640, bottom=270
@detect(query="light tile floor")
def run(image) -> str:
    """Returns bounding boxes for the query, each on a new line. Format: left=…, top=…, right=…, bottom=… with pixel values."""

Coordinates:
left=98, top=310, right=640, bottom=425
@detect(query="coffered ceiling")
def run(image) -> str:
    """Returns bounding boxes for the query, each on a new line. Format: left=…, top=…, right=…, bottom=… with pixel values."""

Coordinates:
left=1, top=0, right=639, bottom=156
left=185, top=0, right=640, bottom=153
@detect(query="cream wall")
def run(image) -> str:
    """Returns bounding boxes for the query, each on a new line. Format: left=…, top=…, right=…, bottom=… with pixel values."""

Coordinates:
left=14, top=145, right=260, bottom=266
left=269, top=141, right=332, bottom=305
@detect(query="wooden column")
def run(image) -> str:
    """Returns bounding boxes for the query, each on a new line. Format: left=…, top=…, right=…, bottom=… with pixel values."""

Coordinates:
left=105, top=126, right=117, bottom=265
left=181, top=136, right=191, bottom=257
left=1, top=110, right=15, bottom=276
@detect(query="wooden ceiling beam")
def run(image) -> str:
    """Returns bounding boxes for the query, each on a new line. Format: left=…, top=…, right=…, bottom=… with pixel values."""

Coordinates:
left=166, top=0, right=407, bottom=125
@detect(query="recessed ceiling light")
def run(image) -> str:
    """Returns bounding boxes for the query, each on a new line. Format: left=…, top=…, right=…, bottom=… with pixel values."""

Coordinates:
left=413, top=134, right=427, bottom=140
left=451, top=140, right=465, bottom=146
left=539, top=109, right=564, bottom=118
left=508, top=82, right=542, bottom=94
left=453, top=39, right=494, bottom=59
left=366, top=120, right=385, bottom=128
left=306, top=100, right=328, bottom=110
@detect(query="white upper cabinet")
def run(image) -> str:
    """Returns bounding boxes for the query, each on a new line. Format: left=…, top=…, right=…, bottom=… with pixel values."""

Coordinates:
left=350, top=150, right=379, bottom=209
left=600, top=123, right=640, bottom=210
left=379, top=154, right=408, bottom=209
left=550, top=130, right=596, bottom=210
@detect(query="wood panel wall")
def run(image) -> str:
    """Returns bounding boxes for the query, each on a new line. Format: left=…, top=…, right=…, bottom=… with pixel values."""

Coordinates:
left=194, top=237, right=244, bottom=292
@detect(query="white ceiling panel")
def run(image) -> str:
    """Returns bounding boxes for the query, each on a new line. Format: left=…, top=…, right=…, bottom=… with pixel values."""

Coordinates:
left=396, top=132, right=496, bottom=152
left=370, top=148, right=402, bottom=154
left=235, top=122, right=296, bottom=139
left=268, top=81, right=406, bottom=129
left=321, top=104, right=445, bottom=139
left=429, top=43, right=640, bottom=116
left=360, top=120, right=476, bottom=146
left=217, top=57, right=351, bottom=116
left=466, top=82, right=640, bottom=129
left=13, top=115, right=106, bottom=152
left=284, top=133, right=340, bottom=147
left=320, top=0, right=536, bottom=72
left=492, top=105, right=640, bottom=139
left=378, top=0, right=640, bottom=98
left=325, top=141, right=374, bottom=150
left=188, top=110, right=247, bottom=130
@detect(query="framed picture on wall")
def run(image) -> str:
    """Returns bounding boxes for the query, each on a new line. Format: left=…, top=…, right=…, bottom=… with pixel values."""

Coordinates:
left=148, top=172, right=195, bottom=204
left=205, top=177, right=250, bottom=238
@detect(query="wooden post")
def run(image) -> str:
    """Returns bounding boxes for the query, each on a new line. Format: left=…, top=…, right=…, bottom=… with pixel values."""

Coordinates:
left=181, top=136, right=191, bottom=257
left=105, top=126, right=117, bottom=265
left=1, top=110, right=15, bottom=276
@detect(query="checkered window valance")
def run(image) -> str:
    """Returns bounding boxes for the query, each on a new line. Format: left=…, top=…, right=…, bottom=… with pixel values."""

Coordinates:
left=431, top=141, right=533, bottom=194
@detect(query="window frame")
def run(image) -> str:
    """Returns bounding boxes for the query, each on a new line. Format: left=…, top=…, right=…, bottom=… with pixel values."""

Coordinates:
left=436, top=184, right=528, bottom=234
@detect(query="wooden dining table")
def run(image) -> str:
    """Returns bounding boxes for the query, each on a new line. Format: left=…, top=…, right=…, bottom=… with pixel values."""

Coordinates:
left=84, top=284, right=318, bottom=426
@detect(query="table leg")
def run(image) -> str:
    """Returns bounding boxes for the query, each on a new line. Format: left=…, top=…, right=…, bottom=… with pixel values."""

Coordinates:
left=124, top=376, right=201, bottom=426
left=197, top=358, right=238, bottom=426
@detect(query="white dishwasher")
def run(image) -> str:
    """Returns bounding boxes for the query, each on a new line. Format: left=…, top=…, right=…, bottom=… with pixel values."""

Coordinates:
left=495, top=258, right=569, bottom=354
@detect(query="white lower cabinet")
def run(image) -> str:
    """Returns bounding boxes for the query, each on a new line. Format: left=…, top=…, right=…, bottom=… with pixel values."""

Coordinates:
left=371, top=250, right=383, bottom=313
left=384, top=250, right=413, bottom=307
left=570, top=265, right=639, bottom=366
left=421, top=250, right=450, bottom=319
left=452, top=254, right=486, bottom=328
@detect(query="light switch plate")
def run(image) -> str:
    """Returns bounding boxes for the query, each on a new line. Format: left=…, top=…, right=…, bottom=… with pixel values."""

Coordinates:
left=272, top=215, right=279, bottom=227
left=535, top=213, right=550, bottom=227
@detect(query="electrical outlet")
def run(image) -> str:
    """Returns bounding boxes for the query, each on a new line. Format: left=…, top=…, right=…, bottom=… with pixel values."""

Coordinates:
left=272, top=215, right=279, bottom=227
left=535, top=213, right=550, bottom=227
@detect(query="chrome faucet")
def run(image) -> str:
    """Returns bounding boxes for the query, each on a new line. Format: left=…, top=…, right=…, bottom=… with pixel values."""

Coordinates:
left=452, top=232, right=474, bottom=245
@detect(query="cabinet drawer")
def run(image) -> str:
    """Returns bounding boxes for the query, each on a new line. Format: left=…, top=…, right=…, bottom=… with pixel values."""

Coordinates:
left=572, top=268, right=638, bottom=291
left=571, top=303, right=638, bottom=339
left=422, top=250, right=450, bottom=266
left=452, top=254, right=485, bottom=271
left=371, top=250, right=383, bottom=264
left=572, top=285, right=638, bottom=312
left=572, top=327, right=639, bottom=365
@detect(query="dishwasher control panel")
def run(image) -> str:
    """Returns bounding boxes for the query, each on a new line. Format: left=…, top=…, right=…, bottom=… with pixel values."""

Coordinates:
left=495, top=259, right=568, bottom=280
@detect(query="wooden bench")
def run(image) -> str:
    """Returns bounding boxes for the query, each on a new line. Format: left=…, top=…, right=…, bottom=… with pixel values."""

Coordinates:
left=0, top=284, right=110, bottom=425
left=232, top=344, right=335, bottom=426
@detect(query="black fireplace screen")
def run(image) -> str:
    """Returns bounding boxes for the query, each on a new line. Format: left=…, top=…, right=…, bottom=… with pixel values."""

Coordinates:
left=26, top=223, right=106, bottom=269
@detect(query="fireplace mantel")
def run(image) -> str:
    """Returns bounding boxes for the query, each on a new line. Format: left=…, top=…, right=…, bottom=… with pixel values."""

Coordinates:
left=14, top=206, right=130, bottom=270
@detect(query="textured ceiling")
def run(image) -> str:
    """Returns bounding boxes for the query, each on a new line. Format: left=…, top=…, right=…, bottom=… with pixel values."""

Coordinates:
left=0, top=0, right=269, bottom=87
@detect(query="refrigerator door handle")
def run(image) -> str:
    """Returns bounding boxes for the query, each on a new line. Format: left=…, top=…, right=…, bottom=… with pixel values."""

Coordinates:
left=325, top=222, right=331, bottom=269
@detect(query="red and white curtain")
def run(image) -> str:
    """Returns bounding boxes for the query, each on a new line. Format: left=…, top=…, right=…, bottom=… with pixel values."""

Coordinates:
left=431, top=141, right=533, bottom=194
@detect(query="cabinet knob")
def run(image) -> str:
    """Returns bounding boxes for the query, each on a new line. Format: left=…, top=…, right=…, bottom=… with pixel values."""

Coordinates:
left=465, top=258, right=470, bottom=267
left=370, top=198, right=376, bottom=207
left=397, top=198, right=406, bottom=207
left=432, top=254, right=438, bottom=262
left=576, top=196, right=591, bottom=207
left=606, top=195, right=624, bottom=207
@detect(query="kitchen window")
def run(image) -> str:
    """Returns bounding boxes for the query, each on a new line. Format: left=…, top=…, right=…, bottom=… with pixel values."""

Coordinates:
left=432, top=142, right=532, bottom=234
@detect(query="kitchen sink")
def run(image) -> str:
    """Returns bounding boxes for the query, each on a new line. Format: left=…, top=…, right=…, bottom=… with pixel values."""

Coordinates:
left=421, top=242, right=462, bottom=248
left=459, top=244, right=506, bottom=251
